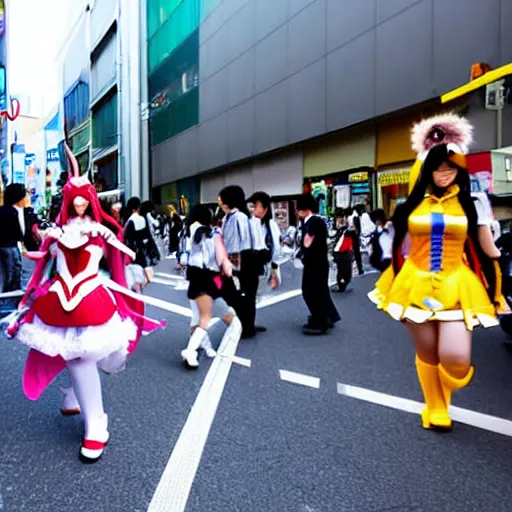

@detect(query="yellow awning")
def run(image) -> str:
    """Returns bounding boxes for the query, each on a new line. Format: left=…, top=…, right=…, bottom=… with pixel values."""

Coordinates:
left=441, top=63, right=512, bottom=104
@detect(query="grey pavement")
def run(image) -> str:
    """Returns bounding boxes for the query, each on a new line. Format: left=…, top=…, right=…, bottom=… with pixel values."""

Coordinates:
left=0, top=259, right=512, bottom=511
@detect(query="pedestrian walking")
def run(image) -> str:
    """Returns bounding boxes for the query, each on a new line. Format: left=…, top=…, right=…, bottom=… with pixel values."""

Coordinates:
left=218, top=185, right=260, bottom=339
left=124, top=197, right=161, bottom=292
left=369, top=209, right=393, bottom=273
left=181, top=205, right=241, bottom=369
left=0, top=184, right=28, bottom=312
left=369, top=114, right=509, bottom=432
left=247, top=191, right=283, bottom=307
left=332, top=213, right=353, bottom=292
left=7, top=144, right=164, bottom=462
left=296, top=193, right=341, bottom=335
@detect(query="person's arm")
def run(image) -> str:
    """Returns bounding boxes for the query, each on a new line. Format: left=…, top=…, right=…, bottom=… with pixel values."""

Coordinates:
left=270, top=219, right=282, bottom=264
left=473, top=194, right=501, bottom=259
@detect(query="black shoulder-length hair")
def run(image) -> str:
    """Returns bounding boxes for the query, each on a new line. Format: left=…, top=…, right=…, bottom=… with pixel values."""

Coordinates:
left=391, top=144, right=497, bottom=303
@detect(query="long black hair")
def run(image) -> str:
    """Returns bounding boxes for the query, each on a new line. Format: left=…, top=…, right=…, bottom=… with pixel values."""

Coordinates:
left=391, top=144, right=497, bottom=302
left=187, top=204, right=213, bottom=243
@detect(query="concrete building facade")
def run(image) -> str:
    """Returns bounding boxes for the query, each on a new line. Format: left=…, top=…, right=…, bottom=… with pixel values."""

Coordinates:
left=147, top=0, right=512, bottom=219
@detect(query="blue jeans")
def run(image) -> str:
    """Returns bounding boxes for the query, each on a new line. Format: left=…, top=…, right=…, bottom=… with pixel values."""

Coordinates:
left=0, top=246, right=22, bottom=313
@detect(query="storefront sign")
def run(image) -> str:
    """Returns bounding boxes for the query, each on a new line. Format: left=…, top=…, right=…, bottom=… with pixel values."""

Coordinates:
left=47, top=148, right=60, bottom=162
left=348, top=172, right=368, bottom=183
left=378, top=169, right=410, bottom=187
left=0, top=1, right=5, bottom=37
left=272, top=201, right=289, bottom=231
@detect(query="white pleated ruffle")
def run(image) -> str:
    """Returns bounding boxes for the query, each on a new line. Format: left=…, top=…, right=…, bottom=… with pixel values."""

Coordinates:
left=17, top=313, right=137, bottom=373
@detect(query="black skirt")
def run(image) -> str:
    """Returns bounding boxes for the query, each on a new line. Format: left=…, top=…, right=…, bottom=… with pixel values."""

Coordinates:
left=186, top=266, right=223, bottom=300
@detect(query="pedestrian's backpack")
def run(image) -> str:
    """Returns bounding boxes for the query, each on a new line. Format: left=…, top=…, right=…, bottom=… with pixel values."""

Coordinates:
left=369, top=229, right=383, bottom=269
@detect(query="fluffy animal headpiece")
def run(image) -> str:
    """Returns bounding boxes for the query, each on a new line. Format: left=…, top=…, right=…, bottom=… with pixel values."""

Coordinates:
left=408, top=113, right=473, bottom=193
left=411, top=113, right=473, bottom=159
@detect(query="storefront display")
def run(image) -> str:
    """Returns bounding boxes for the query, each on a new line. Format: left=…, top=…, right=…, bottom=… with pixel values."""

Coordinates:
left=348, top=171, right=371, bottom=208
left=377, top=167, right=411, bottom=217
left=272, top=201, right=289, bottom=231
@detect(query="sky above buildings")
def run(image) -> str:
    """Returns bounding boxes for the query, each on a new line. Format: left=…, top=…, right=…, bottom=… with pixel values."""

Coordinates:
left=8, top=0, right=75, bottom=118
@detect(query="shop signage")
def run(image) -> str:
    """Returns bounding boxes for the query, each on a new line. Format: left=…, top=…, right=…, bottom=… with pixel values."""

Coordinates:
left=0, top=1, right=5, bottom=37
left=348, top=172, right=368, bottom=183
left=378, top=169, right=410, bottom=187
left=47, top=148, right=60, bottom=162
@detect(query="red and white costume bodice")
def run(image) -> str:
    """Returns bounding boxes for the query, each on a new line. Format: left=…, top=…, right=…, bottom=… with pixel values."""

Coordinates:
left=32, top=218, right=131, bottom=328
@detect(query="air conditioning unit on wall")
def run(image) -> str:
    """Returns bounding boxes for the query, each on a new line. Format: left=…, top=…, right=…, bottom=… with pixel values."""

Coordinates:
left=486, top=79, right=506, bottom=110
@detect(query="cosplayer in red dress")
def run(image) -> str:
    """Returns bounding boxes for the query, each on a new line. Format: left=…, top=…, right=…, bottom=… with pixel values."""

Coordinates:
left=9, top=144, right=164, bottom=462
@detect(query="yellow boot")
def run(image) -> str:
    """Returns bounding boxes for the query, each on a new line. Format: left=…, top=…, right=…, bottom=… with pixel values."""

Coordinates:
left=415, top=356, right=452, bottom=431
left=438, top=364, right=474, bottom=409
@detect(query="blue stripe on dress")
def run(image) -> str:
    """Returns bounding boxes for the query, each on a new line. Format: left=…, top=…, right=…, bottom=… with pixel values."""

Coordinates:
left=430, top=212, right=445, bottom=271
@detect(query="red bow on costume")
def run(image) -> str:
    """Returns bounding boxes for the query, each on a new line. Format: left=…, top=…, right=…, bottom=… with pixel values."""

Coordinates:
left=0, top=98, right=20, bottom=121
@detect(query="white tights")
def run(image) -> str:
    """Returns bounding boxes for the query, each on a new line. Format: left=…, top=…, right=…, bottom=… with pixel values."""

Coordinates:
left=66, top=359, right=105, bottom=438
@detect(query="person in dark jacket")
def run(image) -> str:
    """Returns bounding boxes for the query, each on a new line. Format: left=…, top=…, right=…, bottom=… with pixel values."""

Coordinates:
left=297, top=193, right=341, bottom=335
left=0, top=184, right=28, bottom=311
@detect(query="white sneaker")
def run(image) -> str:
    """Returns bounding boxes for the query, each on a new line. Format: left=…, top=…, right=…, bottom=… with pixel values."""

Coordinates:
left=80, top=414, right=109, bottom=463
left=60, top=387, right=81, bottom=416
left=181, top=349, right=199, bottom=368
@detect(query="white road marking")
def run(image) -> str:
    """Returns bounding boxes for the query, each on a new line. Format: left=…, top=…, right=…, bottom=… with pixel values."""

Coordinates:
left=279, top=370, right=321, bottom=389
left=142, top=295, right=192, bottom=318
left=148, top=312, right=241, bottom=512
left=257, top=289, right=302, bottom=308
left=154, top=272, right=185, bottom=281
left=337, top=383, right=512, bottom=437
left=231, top=355, right=252, bottom=368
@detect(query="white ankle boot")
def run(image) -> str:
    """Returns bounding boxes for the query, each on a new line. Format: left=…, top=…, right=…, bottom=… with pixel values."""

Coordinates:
left=60, top=387, right=81, bottom=416
left=181, top=327, right=207, bottom=368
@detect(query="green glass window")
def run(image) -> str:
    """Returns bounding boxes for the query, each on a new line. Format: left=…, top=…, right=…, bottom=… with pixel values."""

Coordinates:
left=92, top=92, right=118, bottom=150
left=150, top=86, right=198, bottom=147
left=147, top=0, right=183, bottom=40
left=148, top=0, right=200, bottom=73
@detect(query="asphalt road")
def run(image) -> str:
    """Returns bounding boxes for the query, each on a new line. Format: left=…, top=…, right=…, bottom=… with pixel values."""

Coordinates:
left=1, top=257, right=512, bottom=512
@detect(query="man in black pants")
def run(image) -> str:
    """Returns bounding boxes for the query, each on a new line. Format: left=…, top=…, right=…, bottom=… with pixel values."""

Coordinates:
left=297, top=194, right=341, bottom=335
left=0, top=184, right=28, bottom=313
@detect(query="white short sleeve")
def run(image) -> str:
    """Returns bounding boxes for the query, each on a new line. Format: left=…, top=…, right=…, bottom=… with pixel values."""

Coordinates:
left=472, top=193, right=492, bottom=227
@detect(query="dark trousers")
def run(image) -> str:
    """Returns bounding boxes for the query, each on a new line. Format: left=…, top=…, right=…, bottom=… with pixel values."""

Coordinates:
left=0, top=246, right=22, bottom=313
left=333, top=251, right=353, bottom=292
left=221, top=251, right=260, bottom=336
left=302, top=263, right=341, bottom=329
left=0, top=247, right=22, bottom=291
left=352, top=234, right=364, bottom=275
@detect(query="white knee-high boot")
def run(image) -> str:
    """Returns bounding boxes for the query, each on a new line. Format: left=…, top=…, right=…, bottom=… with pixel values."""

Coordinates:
left=67, top=359, right=109, bottom=462
left=181, top=327, right=207, bottom=368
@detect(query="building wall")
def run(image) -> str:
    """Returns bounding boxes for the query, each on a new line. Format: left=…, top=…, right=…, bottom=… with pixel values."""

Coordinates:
left=151, top=0, right=512, bottom=188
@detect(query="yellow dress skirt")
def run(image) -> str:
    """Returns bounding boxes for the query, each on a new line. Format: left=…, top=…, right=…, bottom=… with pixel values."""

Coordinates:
left=368, top=188, right=504, bottom=331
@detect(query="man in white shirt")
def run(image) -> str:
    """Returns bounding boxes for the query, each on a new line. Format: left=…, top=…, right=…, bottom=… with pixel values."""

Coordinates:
left=246, top=191, right=283, bottom=333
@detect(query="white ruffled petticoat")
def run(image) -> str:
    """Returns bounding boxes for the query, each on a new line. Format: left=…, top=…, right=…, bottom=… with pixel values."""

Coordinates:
left=17, top=313, right=137, bottom=374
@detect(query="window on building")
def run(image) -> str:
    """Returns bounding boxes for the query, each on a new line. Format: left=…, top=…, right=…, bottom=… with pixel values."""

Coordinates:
left=94, top=152, right=118, bottom=193
left=148, top=0, right=199, bottom=73
left=0, top=65, right=5, bottom=110
left=148, top=30, right=199, bottom=146
left=64, top=81, right=90, bottom=132
left=150, top=87, right=198, bottom=146
left=92, top=90, right=118, bottom=150
left=77, top=152, right=90, bottom=176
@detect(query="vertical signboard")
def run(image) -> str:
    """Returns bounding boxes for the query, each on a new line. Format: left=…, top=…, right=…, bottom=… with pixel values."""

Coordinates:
left=12, top=144, right=25, bottom=184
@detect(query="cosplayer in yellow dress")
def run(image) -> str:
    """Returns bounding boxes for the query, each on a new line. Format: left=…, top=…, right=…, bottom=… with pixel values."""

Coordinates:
left=369, top=114, right=508, bottom=432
